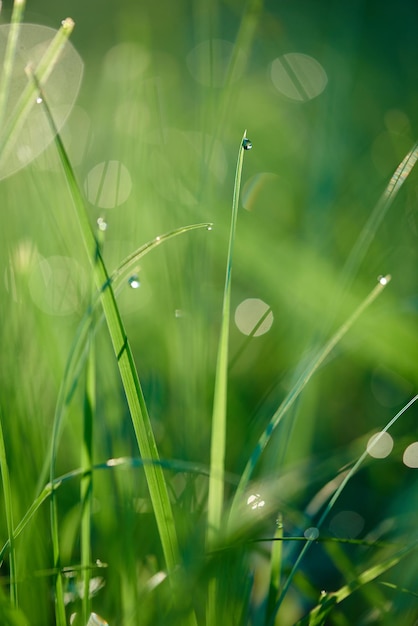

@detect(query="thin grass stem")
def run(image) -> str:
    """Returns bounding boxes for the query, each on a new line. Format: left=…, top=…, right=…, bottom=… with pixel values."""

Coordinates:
left=0, top=406, right=17, bottom=608
left=231, top=275, right=393, bottom=515
left=0, top=0, right=26, bottom=129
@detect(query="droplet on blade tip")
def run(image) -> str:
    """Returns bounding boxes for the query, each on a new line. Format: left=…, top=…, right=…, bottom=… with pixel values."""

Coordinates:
left=128, top=275, right=140, bottom=289
left=378, top=275, right=391, bottom=285
left=242, top=138, right=252, bottom=150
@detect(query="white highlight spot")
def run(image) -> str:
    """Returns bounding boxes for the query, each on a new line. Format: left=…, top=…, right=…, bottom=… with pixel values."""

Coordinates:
left=84, top=160, right=132, bottom=209
left=271, top=53, right=327, bottom=102
left=0, top=23, right=83, bottom=180
left=366, top=432, right=394, bottom=459
left=235, top=298, right=273, bottom=337
left=403, top=442, right=418, bottom=468
left=247, top=493, right=265, bottom=510
left=304, top=527, right=319, bottom=540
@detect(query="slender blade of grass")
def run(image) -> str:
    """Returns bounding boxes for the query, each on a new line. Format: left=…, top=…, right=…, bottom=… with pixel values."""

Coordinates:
left=81, top=317, right=95, bottom=624
left=206, top=131, right=248, bottom=626
left=207, top=131, right=247, bottom=547
left=0, top=0, right=26, bottom=129
left=340, top=143, right=418, bottom=291
left=26, top=67, right=199, bottom=626
left=0, top=17, right=75, bottom=167
left=296, top=539, right=418, bottom=626
left=0, top=406, right=17, bottom=608
left=230, top=275, right=393, bottom=517
left=267, top=394, right=418, bottom=624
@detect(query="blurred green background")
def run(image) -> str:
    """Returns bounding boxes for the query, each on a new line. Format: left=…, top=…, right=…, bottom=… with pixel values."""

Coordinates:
left=1, top=0, right=418, bottom=624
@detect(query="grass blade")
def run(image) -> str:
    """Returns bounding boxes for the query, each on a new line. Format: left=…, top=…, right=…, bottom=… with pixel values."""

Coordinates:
left=0, top=406, right=17, bottom=608
left=268, top=394, right=418, bottom=624
left=206, top=131, right=249, bottom=625
left=207, top=131, right=248, bottom=547
left=230, top=275, right=393, bottom=517
left=341, top=143, right=418, bottom=290
left=26, top=68, right=199, bottom=626
left=0, top=17, right=75, bottom=167
left=0, top=0, right=26, bottom=129
left=296, top=539, right=418, bottom=625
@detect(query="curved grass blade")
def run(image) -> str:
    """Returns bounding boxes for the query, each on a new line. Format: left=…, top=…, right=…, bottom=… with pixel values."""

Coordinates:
left=230, top=276, right=393, bottom=516
left=341, top=142, right=418, bottom=291
left=33, top=221, right=212, bottom=497
left=296, top=538, right=418, bottom=626
left=267, top=394, right=418, bottom=624
left=0, top=455, right=223, bottom=564
left=27, top=69, right=198, bottom=626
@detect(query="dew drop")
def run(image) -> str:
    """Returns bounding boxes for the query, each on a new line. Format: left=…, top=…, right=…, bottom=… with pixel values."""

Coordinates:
left=36, top=96, right=43, bottom=104
left=97, top=217, right=108, bottom=231
left=304, top=526, right=319, bottom=540
left=207, top=225, right=213, bottom=231
left=128, top=275, right=140, bottom=289
left=378, top=274, right=391, bottom=285
left=242, top=138, right=252, bottom=150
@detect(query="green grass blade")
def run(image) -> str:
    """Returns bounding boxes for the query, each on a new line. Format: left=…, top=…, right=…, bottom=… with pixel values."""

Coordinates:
left=0, top=0, right=26, bottom=129
left=25, top=72, right=197, bottom=619
left=206, top=131, right=249, bottom=626
left=267, top=394, right=418, bottom=624
left=341, top=143, right=418, bottom=289
left=230, top=275, right=393, bottom=516
left=0, top=17, right=75, bottom=166
left=81, top=319, right=95, bottom=624
left=0, top=406, right=17, bottom=608
left=296, top=539, right=418, bottom=625
left=207, top=130, right=248, bottom=547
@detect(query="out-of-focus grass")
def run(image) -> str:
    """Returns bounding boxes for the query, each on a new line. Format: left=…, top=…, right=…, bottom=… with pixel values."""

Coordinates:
left=1, top=0, right=418, bottom=624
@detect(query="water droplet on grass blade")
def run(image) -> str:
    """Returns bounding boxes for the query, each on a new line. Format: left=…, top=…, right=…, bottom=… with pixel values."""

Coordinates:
left=128, top=274, right=140, bottom=289
left=378, top=275, right=390, bottom=285
left=97, top=217, right=108, bottom=231
left=242, top=138, right=252, bottom=150
left=304, top=527, right=319, bottom=540
left=0, top=23, right=83, bottom=180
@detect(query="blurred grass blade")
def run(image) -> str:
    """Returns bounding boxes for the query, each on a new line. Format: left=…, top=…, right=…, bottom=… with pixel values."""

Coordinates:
left=0, top=0, right=26, bottom=128
left=0, top=17, right=75, bottom=168
left=231, top=276, right=393, bottom=514
left=265, top=513, right=283, bottom=622
left=296, top=539, right=418, bottom=625
left=81, top=304, right=96, bottom=624
left=207, top=131, right=248, bottom=547
left=26, top=69, right=197, bottom=612
left=268, top=394, right=418, bottom=624
left=341, top=142, right=418, bottom=289
left=0, top=406, right=17, bottom=607
left=34, top=221, right=212, bottom=497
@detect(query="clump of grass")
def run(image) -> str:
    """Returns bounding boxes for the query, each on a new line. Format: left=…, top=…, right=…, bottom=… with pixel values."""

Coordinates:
left=1, top=4, right=418, bottom=626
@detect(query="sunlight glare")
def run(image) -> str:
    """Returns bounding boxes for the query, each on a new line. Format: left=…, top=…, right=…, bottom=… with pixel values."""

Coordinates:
left=271, top=53, right=327, bottom=102
left=366, top=432, right=394, bottom=459
left=235, top=298, right=273, bottom=336
left=403, top=442, right=418, bottom=468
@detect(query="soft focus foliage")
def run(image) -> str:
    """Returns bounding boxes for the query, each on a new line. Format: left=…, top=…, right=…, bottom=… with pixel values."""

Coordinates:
left=1, top=1, right=417, bottom=624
